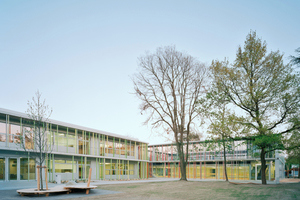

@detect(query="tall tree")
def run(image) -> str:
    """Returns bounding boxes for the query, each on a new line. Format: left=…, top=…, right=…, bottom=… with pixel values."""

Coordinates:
left=210, top=31, right=300, bottom=184
left=132, top=46, right=208, bottom=180
left=19, top=90, right=53, bottom=190
left=290, top=47, right=300, bottom=67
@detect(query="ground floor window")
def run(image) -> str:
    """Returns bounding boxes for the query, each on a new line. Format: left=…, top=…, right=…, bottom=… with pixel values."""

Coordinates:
left=20, top=158, right=35, bottom=180
left=0, top=158, right=4, bottom=180
left=55, top=160, right=76, bottom=173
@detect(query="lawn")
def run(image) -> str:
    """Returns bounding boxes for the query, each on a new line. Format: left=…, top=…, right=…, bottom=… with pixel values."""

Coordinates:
left=76, top=180, right=300, bottom=200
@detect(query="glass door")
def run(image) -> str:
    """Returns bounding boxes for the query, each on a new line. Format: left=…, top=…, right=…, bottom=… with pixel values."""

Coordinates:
left=9, top=158, right=17, bottom=180
left=256, top=164, right=270, bottom=181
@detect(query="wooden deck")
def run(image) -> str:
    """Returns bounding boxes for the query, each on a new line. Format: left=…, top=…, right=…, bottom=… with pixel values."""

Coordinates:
left=17, top=186, right=70, bottom=197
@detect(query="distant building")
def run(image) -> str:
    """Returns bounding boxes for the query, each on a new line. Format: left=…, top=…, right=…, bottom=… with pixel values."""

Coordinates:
left=148, top=140, right=285, bottom=183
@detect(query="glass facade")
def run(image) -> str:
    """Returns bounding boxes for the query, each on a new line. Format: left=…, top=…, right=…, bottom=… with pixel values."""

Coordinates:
left=151, top=160, right=274, bottom=181
left=149, top=141, right=279, bottom=181
left=0, top=111, right=148, bottom=182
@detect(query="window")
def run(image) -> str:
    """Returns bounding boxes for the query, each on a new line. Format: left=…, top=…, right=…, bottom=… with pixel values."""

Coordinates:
left=55, top=160, right=76, bottom=173
left=23, top=127, right=34, bottom=149
left=9, top=123, right=21, bottom=144
left=0, top=158, right=5, bottom=180
left=20, top=158, right=35, bottom=180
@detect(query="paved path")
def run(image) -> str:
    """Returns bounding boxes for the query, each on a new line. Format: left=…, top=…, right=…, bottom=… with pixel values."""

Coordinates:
left=0, top=188, right=119, bottom=200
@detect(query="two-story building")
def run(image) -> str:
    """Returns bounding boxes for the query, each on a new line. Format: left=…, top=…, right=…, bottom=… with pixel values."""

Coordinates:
left=0, top=108, right=148, bottom=182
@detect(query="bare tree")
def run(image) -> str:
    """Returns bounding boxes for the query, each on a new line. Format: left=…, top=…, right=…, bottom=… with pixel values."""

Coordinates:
left=19, top=90, right=53, bottom=190
left=132, top=46, right=208, bottom=180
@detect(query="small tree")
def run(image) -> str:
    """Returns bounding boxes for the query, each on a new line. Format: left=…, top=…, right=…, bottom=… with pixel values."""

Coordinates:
left=205, top=93, right=249, bottom=181
left=210, top=31, right=300, bottom=184
left=132, top=46, right=208, bottom=180
left=19, top=90, right=53, bottom=190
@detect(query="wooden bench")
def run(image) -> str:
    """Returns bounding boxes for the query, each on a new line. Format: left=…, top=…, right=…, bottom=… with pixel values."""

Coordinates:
left=17, top=187, right=70, bottom=197
left=64, top=168, right=96, bottom=194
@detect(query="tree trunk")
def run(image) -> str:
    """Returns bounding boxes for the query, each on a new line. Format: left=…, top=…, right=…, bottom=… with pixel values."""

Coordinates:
left=260, top=148, right=267, bottom=184
left=180, top=157, right=187, bottom=181
left=40, top=165, right=43, bottom=190
left=178, top=143, right=187, bottom=181
left=223, top=140, right=228, bottom=182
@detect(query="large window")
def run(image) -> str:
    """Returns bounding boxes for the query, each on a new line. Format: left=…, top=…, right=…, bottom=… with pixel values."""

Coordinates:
left=0, top=122, right=6, bottom=143
left=20, top=158, right=35, bottom=180
left=128, top=142, right=135, bottom=157
left=57, top=131, right=67, bottom=147
left=0, top=158, right=5, bottom=180
left=23, top=126, right=34, bottom=149
left=99, top=135, right=105, bottom=156
left=120, top=140, right=125, bottom=155
left=106, top=138, right=113, bottom=154
left=78, top=131, right=90, bottom=155
left=68, top=129, right=76, bottom=147
left=55, top=160, right=76, bottom=173
left=9, top=123, right=21, bottom=144
left=0, top=113, right=6, bottom=143
left=9, top=158, right=17, bottom=180
left=129, top=162, right=135, bottom=175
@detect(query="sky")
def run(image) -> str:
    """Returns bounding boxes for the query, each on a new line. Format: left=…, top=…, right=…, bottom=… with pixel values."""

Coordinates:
left=0, top=0, right=299, bottom=145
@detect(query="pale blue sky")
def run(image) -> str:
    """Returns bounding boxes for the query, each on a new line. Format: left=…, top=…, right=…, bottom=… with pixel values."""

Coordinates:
left=0, top=0, right=299, bottom=144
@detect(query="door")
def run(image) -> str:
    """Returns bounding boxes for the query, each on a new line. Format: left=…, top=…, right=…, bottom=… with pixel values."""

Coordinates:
left=255, top=164, right=270, bottom=181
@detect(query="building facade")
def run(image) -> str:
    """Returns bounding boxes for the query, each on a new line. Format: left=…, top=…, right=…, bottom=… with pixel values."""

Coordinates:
left=0, top=107, right=286, bottom=183
left=148, top=140, right=285, bottom=183
left=0, top=108, right=148, bottom=182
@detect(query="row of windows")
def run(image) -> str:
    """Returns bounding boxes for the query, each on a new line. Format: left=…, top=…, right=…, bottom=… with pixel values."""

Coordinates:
left=0, top=117, right=148, bottom=159
left=151, top=161, right=275, bottom=181
left=0, top=158, right=35, bottom=181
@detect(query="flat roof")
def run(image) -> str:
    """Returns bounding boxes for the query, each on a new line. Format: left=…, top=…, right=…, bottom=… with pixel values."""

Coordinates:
left=0, top=107, right=148, bottom=144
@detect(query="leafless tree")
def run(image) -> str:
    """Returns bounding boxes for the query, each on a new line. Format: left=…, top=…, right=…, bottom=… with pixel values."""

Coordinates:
left=19, top=90, right=53, bottom=190
left=132, top=46, right=208, bottom=180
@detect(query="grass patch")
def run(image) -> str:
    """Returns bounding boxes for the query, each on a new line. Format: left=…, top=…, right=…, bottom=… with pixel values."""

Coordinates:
left=126, top=185, right=138, bottom=188
left=91, top=181, right=300, bottom=200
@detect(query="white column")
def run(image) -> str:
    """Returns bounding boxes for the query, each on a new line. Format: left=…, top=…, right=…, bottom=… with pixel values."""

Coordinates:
left=275, top=150, right=280, bottom=184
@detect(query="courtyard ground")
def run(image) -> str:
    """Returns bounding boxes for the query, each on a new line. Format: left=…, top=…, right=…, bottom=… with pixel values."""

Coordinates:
left=85, top=180, right=300, bottom=200
left=1, top=179, right=299, bottom=199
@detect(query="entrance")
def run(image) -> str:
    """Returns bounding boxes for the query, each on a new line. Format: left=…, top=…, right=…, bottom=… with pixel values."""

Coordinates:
left=255, top=164, right=270, bottom=181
